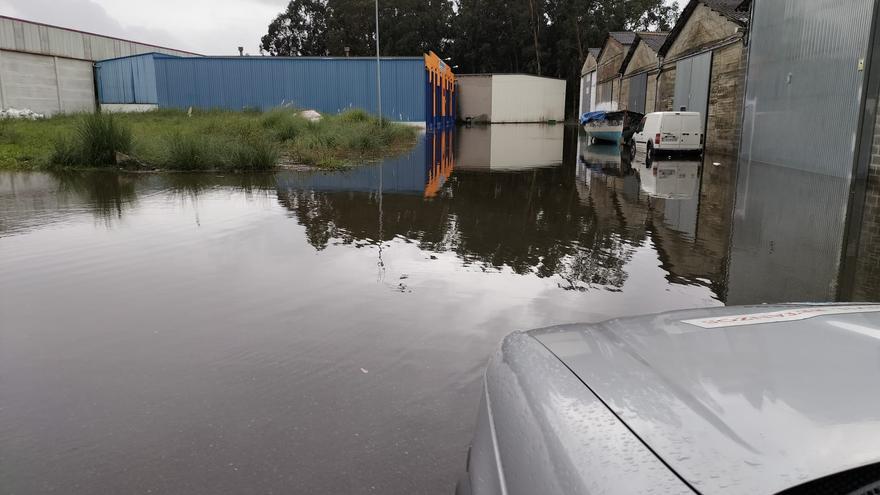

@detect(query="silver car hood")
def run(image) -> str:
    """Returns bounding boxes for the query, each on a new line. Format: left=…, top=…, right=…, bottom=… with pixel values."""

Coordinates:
left=531, top=304, right=880, bottom=494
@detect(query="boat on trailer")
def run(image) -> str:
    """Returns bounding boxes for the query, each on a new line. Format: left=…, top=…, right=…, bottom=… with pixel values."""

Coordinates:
left=580, top=110, right=644, bottom=144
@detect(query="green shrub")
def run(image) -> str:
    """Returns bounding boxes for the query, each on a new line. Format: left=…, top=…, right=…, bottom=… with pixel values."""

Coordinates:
left=49, top=112, right=132, bottom=166
left=338, top=109, right=372, bottom=123
left=0, top=121, right=21, bottom=145
left=229, top=139, right=278, bottom=170
left=77, top=112, right=132, bottom=165
left=48, top=136, right=81, bottom=167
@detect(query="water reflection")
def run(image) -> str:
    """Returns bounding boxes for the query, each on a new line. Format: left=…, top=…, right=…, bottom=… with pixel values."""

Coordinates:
left=456, top=124, right=564, bottom=171
left=5, top=125, right=880, bottom=494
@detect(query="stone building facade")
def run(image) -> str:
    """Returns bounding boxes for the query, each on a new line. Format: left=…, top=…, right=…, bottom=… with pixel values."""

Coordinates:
left=655, top=0, right=750, bottom=156
left=595, top=32, right=636, bottom=111
left=619, top=32, right=668, bottom=114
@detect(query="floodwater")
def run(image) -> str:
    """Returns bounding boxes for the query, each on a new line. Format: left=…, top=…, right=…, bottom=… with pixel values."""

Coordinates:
left=1, top=125, right=878, bottom=494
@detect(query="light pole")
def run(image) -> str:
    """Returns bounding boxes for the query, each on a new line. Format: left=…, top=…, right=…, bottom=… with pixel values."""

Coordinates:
left=375, top=0, right=382, bottom=125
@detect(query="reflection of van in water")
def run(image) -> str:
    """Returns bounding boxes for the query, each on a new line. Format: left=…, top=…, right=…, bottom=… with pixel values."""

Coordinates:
left=638, top=160, right=701, bottom=199
left=631, top=112, right=703, bottom=159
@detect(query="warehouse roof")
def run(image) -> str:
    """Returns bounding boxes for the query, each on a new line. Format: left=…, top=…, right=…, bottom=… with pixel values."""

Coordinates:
left=704, top=0, right=751, bottom=24
left=609, top=32, right=638, bottom=46
left=637, top=32, right=669, bottom=52
left=658, top=0, right=750, bottom=56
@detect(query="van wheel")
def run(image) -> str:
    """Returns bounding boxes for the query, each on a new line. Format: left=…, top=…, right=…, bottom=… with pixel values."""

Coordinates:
left=629, top=143, right=637, bottom=161
left=646, top=142, right=655, bottom=167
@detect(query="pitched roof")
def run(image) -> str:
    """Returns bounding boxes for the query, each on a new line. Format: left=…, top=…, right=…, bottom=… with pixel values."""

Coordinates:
left=658, top=0, right=750, bottom=56
left=619, top=32, right=668, bottom=75
left=609, top=31, right=637, bottom=46
left=703, top=0, right=751, bottom=24
left=588, top=48, right=601, bottom=59
left=637, top=32, right=669, bottom=53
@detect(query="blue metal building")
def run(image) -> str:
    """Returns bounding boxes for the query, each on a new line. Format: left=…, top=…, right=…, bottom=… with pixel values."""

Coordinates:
left=94, top=53, right=450, bottom=125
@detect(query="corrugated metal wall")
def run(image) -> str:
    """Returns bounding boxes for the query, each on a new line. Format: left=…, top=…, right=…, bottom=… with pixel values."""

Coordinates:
left=673, top=52, right=711, bottom=129
left=627, top=73, right=647, bottom=114
left=152, top=57, right=426, bottom=121
left=739, top=0, right=874, bottom=177
left=0, top=15, right=195, bottom=61
left=95, top=53, right=161, bottom=104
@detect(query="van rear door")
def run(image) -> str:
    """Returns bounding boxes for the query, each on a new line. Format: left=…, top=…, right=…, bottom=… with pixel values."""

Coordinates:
left=658, top=113, right=682, bottom=150
left=679, top=113, right=702, bottom=149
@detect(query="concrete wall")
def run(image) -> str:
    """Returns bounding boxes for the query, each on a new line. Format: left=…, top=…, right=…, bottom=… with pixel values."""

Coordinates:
left=0, top=16, right=194, bottom=115
left=489, top=75, right=565, bottom=123
left=457, top=75, right=492, bottom=122
left=0, top=49, right=95, bottom=114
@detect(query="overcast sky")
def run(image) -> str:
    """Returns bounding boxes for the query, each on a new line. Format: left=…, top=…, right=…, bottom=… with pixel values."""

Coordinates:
left=0, top=0, right=287, bottom=55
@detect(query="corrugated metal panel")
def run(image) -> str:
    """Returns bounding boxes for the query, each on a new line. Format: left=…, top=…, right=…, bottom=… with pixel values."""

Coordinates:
left=673, top=51, right=711, bottom=129
left=727, top=162, right=851, bottom=303
left=627, top=72, right=647, bottom=113
left=739, top=0, right=874, bottom=177
left=152, top=57, right=426, bottom=121
left=0, top=16, right=195, bottom=61
left=95, top=53, right=160, bottom=104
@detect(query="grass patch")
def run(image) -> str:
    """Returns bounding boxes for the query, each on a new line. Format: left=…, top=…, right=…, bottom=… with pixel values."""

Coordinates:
left=0, top=107, right=418, bottom=171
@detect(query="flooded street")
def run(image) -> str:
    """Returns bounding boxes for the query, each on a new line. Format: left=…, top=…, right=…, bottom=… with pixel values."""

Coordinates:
left=2, top=125, right=878, bottom=494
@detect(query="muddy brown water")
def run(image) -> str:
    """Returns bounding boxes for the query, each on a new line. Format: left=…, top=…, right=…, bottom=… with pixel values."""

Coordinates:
left=2, top=125, right=877, bottom=494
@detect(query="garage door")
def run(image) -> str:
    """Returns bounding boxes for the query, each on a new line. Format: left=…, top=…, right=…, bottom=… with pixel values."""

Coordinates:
left=673, top=52, right=711, bottom=131
left=627, top=72, right=647, bottom=114
left=580, top=72, right=593, bottom=113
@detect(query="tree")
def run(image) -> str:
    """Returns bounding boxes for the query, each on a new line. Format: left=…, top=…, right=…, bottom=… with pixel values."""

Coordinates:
left=260, top=0, right=330, bottom=56
left=261, top=0, right=680, bottom=117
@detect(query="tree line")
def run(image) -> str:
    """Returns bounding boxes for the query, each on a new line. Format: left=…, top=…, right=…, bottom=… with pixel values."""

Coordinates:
left=260, top=0, right=679, bottom=117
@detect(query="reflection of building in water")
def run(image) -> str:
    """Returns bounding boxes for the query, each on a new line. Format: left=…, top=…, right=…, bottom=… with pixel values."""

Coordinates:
left=576, top=152, right=735, bottom=297
left=274, top=131, right=454, bottom=197
left=636, top=159, right=701, bottom=239
left=726, top=163, right=852, bottom=304
left=276, top=164, right=638, bottom=291
left=424, top=131, right=454, bottom=198
left=455, top=125, right=564, bottom=171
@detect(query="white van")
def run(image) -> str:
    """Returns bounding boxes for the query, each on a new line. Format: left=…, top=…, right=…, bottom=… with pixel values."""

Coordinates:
left=630, top=112, right=703, bottom=157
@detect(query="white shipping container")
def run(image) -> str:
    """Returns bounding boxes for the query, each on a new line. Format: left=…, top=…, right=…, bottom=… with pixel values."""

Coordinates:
left=457, top=74, right=565, bottom=123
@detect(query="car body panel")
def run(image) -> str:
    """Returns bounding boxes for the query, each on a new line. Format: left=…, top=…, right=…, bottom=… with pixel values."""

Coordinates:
left=530, top=304, right=880, bottom=494
left=468, top=331, right=694, bottom=495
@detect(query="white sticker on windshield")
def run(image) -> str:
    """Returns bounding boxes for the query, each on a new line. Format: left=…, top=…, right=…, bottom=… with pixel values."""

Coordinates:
left=682, top=305, right=880, bottom=329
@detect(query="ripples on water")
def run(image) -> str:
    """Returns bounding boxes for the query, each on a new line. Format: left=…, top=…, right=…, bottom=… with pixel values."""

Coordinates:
left=1, top=125, right=877, bottom=494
